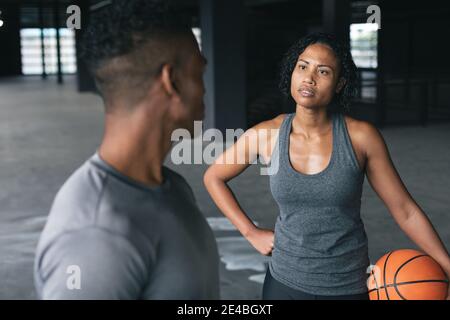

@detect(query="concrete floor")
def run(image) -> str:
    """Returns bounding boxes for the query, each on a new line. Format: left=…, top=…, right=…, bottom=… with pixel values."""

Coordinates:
left=0, top=76, right=449, bottom=299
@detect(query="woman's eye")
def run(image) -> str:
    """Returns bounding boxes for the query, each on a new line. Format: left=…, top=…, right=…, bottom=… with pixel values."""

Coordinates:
left=319, top=70, right=329, bottom=75
left=299, top=65, right=307, bottom=70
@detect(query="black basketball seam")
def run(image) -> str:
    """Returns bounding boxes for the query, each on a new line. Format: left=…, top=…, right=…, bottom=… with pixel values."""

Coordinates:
left=383, top=251, right=393, bottom=300
left=368, top=279, right=449, bottom=293
left=396, top=280, right=449, bottom=286
left=393, top=254, right=427, bottom=300
left=371, top=269, right=380, bottom=300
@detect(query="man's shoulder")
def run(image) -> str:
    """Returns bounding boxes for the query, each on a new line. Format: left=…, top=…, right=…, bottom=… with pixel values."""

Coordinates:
left=51, top=156, right=108, bottom=220
left=37, top=157, right=109, bottom=248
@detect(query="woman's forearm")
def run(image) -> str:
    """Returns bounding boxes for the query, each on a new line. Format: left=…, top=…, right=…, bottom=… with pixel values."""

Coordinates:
left=398, top=205, right=450, bottom=277
left=204, top=173, right=257, bottom=237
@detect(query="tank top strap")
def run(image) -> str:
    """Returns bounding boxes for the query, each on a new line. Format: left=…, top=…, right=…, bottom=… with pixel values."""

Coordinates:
left=278, top=113, right=295, bottom=167
left=333, top=112, right=362, bottom=172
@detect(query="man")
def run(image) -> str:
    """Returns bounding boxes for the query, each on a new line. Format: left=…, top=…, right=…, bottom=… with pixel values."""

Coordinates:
left=34, top=0, right=220, bottom=299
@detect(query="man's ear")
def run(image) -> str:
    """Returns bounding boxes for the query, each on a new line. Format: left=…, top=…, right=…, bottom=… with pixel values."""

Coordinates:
left=160, top=64, right=180, bottom=97
left=336, top=78, right=346, bottom=94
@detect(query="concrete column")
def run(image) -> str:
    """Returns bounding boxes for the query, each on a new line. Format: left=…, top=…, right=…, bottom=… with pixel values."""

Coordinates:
left=39, top=0, right=47, bottom=79
left=322, top=0, right=350, bottom=44
left=376, top=19, right=386, bottom=127
left=0, top=3, right=21, bottom=77
left=53, top=0, right=63, bottom=84
left=200, top=0, right=247, bottom=132
left=75, top=0, right=96, bottom=92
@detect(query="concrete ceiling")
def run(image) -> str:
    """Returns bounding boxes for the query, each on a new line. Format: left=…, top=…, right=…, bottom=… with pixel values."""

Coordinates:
left=0, top=0, right=297, bottom=8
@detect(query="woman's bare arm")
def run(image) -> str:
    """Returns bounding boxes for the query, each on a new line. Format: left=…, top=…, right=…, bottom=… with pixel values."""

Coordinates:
left=204, top=116, right=284, bottom=255
left=359, top=121, right=450, bottom=296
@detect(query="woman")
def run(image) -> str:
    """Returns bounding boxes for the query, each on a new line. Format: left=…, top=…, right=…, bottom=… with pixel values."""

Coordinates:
left=203, top=33, right=450, bottom=300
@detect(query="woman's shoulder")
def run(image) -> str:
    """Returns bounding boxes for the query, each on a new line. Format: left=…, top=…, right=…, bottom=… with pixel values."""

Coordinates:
left=343, top=115, right=379, bottom=136
left=343, top=115, right=383, bottom=153
left=249, top=114, right=288, bottom=161
left=252, top=113, right=289, bottom=132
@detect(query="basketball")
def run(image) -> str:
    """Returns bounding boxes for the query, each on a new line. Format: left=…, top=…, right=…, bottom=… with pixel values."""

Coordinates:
left=368, top=249, right=449, bottom=300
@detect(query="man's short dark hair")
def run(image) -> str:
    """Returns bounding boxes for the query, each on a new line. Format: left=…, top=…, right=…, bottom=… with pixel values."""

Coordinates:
left=80, top=0, right=193, bottom=109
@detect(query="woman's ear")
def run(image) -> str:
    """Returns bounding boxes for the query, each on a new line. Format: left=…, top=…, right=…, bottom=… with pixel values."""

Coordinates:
left=160, top=64, right=180, bottom=97
left=336, top=78, right=346, bottom=94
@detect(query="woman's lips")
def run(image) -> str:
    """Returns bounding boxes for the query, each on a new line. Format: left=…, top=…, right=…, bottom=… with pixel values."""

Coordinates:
left=299, top=88, right=315, bottom=97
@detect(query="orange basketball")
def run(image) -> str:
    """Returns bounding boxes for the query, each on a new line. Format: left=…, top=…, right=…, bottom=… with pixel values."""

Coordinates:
left=367, top=249, right=449, bottom=300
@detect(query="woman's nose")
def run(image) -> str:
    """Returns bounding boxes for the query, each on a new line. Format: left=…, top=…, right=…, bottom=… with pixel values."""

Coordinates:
left=302, top=76, right=315, bottom=85
left=301, top=69, right=315, bottom=85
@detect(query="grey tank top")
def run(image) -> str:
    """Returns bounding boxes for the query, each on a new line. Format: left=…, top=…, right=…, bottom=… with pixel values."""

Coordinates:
left=268, top=112, right=370, bottom=296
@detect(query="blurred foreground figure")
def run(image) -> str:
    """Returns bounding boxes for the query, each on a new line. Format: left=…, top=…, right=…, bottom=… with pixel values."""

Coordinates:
left=34, top=0, right=219, bottom=300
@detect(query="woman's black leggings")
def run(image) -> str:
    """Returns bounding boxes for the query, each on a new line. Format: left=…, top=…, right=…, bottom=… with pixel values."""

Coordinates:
left=262, top=268, right=369, bottom=300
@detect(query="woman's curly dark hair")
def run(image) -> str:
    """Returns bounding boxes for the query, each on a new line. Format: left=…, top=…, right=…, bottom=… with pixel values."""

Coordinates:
left=279, top=33, right=358, bottom=111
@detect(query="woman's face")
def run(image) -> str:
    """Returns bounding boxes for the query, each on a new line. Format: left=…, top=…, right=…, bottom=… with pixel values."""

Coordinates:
left=290, top=43, right=344, bottom=110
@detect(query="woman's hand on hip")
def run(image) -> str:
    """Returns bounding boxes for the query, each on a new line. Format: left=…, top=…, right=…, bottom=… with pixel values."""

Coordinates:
left=245, top=227, right=274, bottom=256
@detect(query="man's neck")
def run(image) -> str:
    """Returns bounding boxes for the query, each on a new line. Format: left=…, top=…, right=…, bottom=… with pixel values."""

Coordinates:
left=98, top=109, right=173, bottom=187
